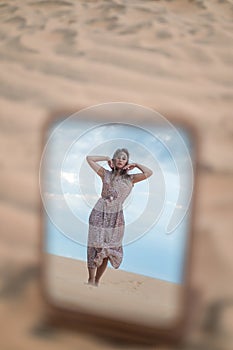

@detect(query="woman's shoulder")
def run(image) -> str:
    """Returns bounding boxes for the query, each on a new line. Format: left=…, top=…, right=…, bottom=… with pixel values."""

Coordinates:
left=104, top=168, right=112, bottom=175
left=102, top=168, right=112, bottom=179
left=129, top=174, right=135, bottom=186
left=122, top=173, right=134, bottom=187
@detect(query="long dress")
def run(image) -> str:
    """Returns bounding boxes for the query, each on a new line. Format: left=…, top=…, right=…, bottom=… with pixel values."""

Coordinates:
left=87, top=169, right=134, bottom=269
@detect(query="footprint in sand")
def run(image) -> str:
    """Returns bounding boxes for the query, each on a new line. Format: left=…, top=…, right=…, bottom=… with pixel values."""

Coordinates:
left=128, top=280, right=144, bottom=290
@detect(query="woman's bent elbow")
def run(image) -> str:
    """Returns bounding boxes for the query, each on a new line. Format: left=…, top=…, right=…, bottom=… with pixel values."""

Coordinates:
left=147, top=170, right=153, bottom=178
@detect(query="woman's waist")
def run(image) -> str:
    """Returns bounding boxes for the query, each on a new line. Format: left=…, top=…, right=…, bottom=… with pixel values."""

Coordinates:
left=95, top=196, right=123, bottom=208
left=101, top=194, right=117, bottom=201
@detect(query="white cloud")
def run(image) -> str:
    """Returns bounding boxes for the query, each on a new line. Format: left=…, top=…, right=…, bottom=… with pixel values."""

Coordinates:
left=61, top=171, right=76, bottom=184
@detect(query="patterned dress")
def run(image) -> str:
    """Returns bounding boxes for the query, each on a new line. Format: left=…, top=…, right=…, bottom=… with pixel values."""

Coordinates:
left=87, top=169, right=134, bottom=269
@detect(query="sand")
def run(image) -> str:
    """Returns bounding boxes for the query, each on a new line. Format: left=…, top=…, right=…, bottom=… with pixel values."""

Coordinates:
left=0, top=0, right=233, bottom=349
left=44, top=254, right=182, bottom=327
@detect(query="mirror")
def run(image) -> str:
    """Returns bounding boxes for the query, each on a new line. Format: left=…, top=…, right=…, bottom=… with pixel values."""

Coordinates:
left=39, top=103, right=195, bottom=339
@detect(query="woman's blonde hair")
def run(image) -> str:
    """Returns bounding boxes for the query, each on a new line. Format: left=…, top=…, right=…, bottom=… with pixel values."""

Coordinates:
left=110, top=148, right=131, bottom=181
left=112, top=148, right=129, bottom=163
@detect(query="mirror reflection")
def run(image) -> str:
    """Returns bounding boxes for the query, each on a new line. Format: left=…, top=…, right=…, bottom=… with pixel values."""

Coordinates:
left=41, top=116, right=194, bottom=327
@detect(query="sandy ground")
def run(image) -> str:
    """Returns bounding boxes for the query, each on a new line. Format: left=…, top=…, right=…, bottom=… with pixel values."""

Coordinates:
left=0, top=0, right=233, bottom=349
left=44, top=254, right=182, bottom=327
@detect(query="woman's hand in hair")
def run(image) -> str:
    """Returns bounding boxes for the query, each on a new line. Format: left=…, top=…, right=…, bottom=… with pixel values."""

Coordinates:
left=125, top=163, right=153, bottom=184
left=123, top=163, right=137, bottom=171
left=108, top=158, right=115, bottom=170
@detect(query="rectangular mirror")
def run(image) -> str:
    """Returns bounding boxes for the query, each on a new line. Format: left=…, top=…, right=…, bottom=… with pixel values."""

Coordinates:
left=40, top=104, right=196, bottom=343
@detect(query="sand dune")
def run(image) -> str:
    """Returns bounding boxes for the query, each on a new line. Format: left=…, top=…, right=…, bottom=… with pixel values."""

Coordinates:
left=0, top=0, right=233, bottom=349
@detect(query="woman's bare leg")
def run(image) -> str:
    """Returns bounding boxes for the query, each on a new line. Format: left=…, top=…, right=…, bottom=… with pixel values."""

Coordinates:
left=88, top=267, right=96, bottom=285
left=95, top=258, right=109, bottom=286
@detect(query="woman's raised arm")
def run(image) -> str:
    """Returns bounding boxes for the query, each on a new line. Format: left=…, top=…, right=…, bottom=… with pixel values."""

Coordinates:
left=86, top=155, right=111, bottom=178
left=123, top=163, right=153, bottom=184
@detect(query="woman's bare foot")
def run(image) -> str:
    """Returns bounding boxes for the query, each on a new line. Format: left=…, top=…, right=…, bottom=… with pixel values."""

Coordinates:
left=86, top=278, right=98, bottom=287
left=88, top=278, right=94, bottom=284
left=94, top=258, right=108, bottom=287
left=87, top=267, right=96, bottom=285
left=94, top=278, right=99, bottom=287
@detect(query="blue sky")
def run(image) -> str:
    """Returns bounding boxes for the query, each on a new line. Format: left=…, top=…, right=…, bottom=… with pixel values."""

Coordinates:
left=42, top=116, right=194, bottom=284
